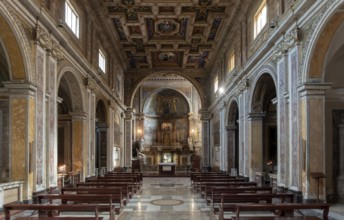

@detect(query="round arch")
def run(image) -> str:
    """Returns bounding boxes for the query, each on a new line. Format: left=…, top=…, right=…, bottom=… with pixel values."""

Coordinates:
left=0, top=3, right=31, bottom=80
left=128, top=70, right=206, bottom=108
left=57, top=66, right=85, bottom=113
left=141, top=86, right=192, bottom=113
left=249, top=66, right=277, bottom=113
left=226, top=98, right=239, bottom=126
left=302, top=1, right=344, bottom=81
left=96, top=99, right=108, bottom=125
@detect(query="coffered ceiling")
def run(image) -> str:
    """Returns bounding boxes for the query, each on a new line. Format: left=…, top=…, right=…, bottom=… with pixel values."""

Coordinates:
left=99, top=0, right=240, bottom=72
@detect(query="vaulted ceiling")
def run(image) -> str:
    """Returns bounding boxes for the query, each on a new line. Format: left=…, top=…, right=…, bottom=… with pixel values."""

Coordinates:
left=99, top=0, right=242, bottom=73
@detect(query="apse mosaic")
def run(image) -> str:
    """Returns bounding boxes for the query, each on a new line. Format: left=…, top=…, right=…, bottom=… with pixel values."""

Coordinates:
left=103, top=0, right=230, bottom=69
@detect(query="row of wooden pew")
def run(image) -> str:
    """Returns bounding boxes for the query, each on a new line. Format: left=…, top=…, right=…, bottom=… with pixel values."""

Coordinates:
left=191, top=172, right=330, bottom=220
left=3, top=172, right=143, bottom=220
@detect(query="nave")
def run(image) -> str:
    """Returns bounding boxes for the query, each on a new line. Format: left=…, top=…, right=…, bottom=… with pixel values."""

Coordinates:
left=3, top=176, right=344, bottom=220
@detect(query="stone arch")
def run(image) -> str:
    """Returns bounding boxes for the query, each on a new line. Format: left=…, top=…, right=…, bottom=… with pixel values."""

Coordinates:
left=249, top=71, right=278, bottom=175
left=250, top=71, right=277, bottom=113
left=226, top=98, right=239, bottom=126
left=127, top=70, right=206, bottom=108
left=96, top=99, right=108, bottom=125
left=302, top=1, right=344, bottom=81
left=57, top=67, right=85, bottom=113
left=142, top=87, right=192, bottom=114
left=57, top=68, right=85, bottom=172
left=0, top=2, right=32, bottom=80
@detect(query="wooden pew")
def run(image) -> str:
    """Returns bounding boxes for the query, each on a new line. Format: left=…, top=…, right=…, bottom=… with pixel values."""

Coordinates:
left=2, top=203, right=113, bottom=220
left=85, top=178, right=138, bottom=193
left=196, top=178, right=247, bottom=192
left=15, top=217, right=103, bottom=220
left=37, top=194, right=116, bottom=219
left=75, top=182, right=132, bottom=202
left=217, top=193, right=294, bottom=217
left=231, top=217, right=321, bottom=220
left=60, top=187, right=124, bottom=213
left=209, top=186, right=273, bottom=209
left=202, top=182, right=258, bottom=199
left=96, top=176, right=141, bottom=189
left=230, top=203, right=330, bottom=220
left=104, top=173, right=143, bottom=186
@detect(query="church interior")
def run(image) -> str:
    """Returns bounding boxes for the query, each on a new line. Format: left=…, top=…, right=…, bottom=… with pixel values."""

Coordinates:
left=1, top=0, right=344, bottom=219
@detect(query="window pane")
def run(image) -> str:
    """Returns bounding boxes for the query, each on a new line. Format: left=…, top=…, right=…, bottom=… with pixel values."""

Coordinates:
left=65, top=1, right=79, bottom=38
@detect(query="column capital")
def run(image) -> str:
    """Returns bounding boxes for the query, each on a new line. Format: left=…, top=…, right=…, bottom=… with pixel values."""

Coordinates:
left=3, top=81, right=37, bottom=96
left=226, top=125, right=237, bottom=131
left=70, top=111, right=87, bottom=120
left=84, top=77, right=96, bottom=91
left=124, top=108, right=134, bottom=119
left=247, top=112, right=265, bottom=121
left=199, top=109, right=211, bottom=121
left=298, top=83, right=332, bottom=97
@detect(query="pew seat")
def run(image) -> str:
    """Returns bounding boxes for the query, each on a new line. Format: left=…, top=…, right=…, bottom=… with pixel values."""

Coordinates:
left=3, top=203, right=114, bottom=220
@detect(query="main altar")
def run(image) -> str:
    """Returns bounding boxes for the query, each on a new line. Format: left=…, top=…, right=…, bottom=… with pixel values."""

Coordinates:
left=158, top=163, right=176, bottom=175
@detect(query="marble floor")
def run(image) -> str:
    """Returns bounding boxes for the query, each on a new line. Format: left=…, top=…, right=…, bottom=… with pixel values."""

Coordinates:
left=117, top=177, right=216, bottom=220
left=4, top=177, right=344, bottom=219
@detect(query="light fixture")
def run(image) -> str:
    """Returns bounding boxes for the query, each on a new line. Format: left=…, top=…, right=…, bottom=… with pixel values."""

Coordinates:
left=219, top=87, right=224, bottom=94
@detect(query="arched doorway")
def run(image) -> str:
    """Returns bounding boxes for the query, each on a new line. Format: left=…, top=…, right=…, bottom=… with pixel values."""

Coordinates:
left=323, top=20, right=344, bottom=203
left=0, top=41, right=10, bottom=182
left=57, top=71, right=84, bottom=173
left=131, top=73, right=203, bottom=172
left=95, top=99, right=108, bottom=173
left=227, top=100, right=239, bottom=175
left=250, top=73, right=277, bottom=175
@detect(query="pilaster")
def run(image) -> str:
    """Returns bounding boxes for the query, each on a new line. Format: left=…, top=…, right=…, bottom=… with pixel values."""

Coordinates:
left=247, top=112, right=265, bottom=180
left=124, top=108, right=134, bottom=167
left=3, top=81, right=37, bottom=200
left=199, top=109, right=211, bottom=168
left=219, top=101, right=227, bottom=172
left=298, top=83, right=331, bottom=201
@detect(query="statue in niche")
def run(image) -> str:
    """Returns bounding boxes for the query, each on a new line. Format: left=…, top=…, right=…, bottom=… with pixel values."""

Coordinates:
left=132, top=138, right=146, bottom=165
left=188, top=136, right=194, bottom=151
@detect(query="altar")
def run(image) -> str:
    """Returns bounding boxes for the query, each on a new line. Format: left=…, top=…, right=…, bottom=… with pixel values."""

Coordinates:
left=158, top=163, right=176, bottom=175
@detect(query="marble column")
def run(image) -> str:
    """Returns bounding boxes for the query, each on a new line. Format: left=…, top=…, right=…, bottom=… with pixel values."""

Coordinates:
left=219, top=102, right=227, bottom=172
left=298, top=83, right=331, bottom=201
left=108, top=101, right=116, bottom=170
left=275, top=53, right=289, bottom=187
left=199, top=109, right=211, bottom=168
left=34, top=44, right=47, bottom=191
left=4, top=82, right=37, bottom=200
left=45, top=52, right=58, bottom=187
left=288, top=47, right=300, bottom=190
left=247, top=112, right=265, bottom=180
left=85, top=78, right=96, bottom=176
left=124, top=108, right=133, bottom=167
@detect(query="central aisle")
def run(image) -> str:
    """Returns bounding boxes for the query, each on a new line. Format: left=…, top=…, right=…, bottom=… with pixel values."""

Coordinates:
left=117, top=177, right=217, bottom=220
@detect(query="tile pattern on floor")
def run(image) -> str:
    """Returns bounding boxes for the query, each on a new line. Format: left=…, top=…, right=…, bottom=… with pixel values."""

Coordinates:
left=117, top=177, right=217, bottom=220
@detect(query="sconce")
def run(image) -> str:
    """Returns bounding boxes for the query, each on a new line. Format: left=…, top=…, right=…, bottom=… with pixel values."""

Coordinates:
left=137, top=128, right=142, bottom=139
left=58, top=164, right=66, bottom=174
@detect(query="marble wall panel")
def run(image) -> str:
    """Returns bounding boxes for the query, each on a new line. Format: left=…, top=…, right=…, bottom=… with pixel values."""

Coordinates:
left=72, top=120, right=83, bottom=172
left=289, top=49, right=299, bottom=188
left=277, top=58, right=287, bottom=184
left=35, top=47, right=45, bottom=188
left=125, top=120, right=132, bottom=166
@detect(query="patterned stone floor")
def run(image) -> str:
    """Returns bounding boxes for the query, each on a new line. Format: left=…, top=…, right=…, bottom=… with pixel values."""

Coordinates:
left=3, top=177, right=344, bottom=220
left=117, top=177, right=216, bottom=220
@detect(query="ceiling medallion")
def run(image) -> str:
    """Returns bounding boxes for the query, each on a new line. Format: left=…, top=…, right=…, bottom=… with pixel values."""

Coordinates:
left=158, top=52, right=176, bottom=62
left=155, top=19, right=180, bottom=35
